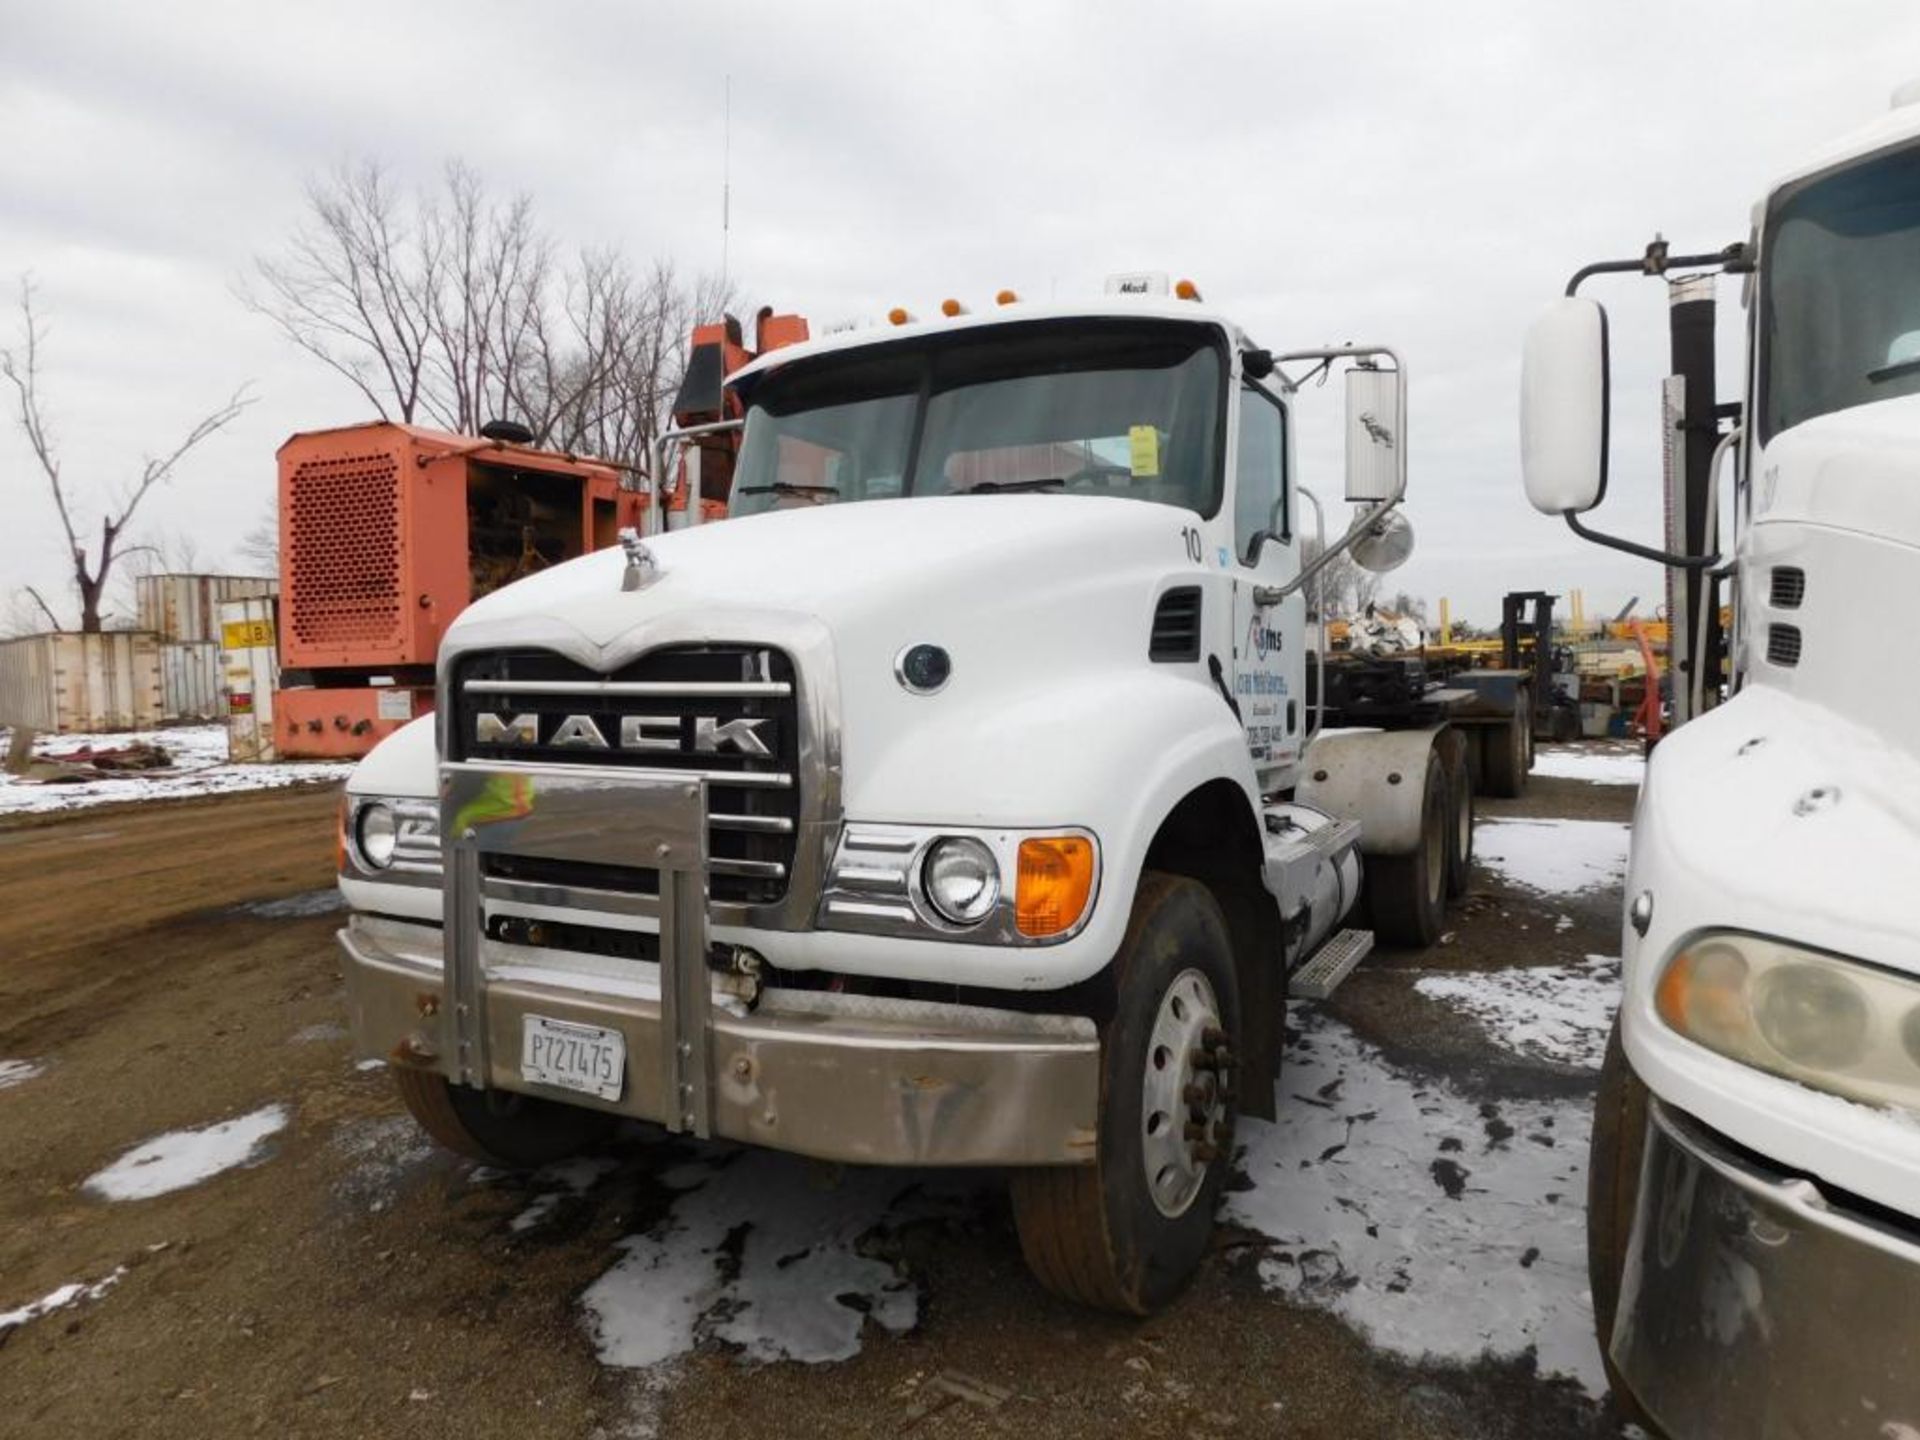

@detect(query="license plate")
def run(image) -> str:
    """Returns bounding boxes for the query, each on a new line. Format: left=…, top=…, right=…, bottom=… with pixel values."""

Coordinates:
left=520, top=1016, right=626, bottom=1101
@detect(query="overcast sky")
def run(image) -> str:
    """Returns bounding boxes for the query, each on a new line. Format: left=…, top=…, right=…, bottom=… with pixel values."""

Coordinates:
left=4, top=1, right=1918, bottom=628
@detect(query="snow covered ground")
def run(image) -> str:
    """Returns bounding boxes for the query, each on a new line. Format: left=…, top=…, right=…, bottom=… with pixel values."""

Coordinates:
left=1475, top=817, right=1632, bottom=897
left=0, top=1059, right=45, bottom=1091
left=582, top=1152, right=985, bottom=1368
left=1531, top=746, right=1646, bottom=787
left=0, top=724, right=349, bottom=817
left=1415, top=956, right=1621, bottom=1069
left=84, top=1104, right=290, bottom=1201
left=0, top=1267, right=125, bottom=1338
left=1228, top=1010, right=1603, bottom=1393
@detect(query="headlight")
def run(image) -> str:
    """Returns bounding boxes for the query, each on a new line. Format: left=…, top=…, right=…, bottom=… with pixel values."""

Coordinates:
left=355, top=802, right=398, bottom=870
left=1655, top=932, right=1920, bottom=1115
left=921, top=836, right=999, bottom=926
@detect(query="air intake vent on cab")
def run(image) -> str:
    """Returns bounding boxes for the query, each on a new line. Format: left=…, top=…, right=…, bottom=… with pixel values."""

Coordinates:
left=1150, top=587, right=1203, bottom=662
left=1767, top=624, right=1803, bottom=668
left=1769, top=566, right=1806, bottom=609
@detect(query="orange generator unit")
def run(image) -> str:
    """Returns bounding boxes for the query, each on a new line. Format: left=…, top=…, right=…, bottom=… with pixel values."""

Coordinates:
left=274, top=421, right=644, bottom=759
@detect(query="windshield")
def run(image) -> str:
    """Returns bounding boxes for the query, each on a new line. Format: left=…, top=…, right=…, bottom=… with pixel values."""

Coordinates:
left=1762, top=141, right=1920, bottom=441
left=729, top=319, right=1225, bottom=517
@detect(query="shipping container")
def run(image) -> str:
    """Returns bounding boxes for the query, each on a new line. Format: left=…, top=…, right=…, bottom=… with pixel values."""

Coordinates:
left=218, top=597, right=280, bottom=762
left=0, top=631, right=165, bottom=734
left=160, top=641, right=226, bottom=721
left=135, top=573, right=276, bottom=645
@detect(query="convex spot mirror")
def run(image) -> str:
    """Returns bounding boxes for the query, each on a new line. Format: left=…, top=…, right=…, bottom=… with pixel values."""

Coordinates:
left=1352, top=509, right=1414, bottom=574
left=1520, top=297, right=1610, bottom=515
left=1344, top=364, right=1404, bottom=504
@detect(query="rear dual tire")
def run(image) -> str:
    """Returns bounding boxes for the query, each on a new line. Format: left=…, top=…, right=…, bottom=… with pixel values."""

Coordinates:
left=1367, top=752, right=1449, bottom=947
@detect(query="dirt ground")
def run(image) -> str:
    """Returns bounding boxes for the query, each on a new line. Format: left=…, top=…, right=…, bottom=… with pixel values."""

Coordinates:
left=0, top=764, right=1639, bottom=1440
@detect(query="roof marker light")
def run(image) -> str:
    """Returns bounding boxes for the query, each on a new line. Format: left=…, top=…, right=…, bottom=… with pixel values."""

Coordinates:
left=887, top=307, right=914, bottom=326
left=996, top=289, right=1019, bottom=306
left=940, top=298, right=966, bottom=317
left=1174, top=278, right=1202, bottom=302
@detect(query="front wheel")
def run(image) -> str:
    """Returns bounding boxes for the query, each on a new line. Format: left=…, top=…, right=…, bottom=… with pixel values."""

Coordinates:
left=1587, top=1016, right=1658, bottom=1431
left=1010, top=872, right=1240, bottom=1315
left=394, top=1068, right=617, bottom=1169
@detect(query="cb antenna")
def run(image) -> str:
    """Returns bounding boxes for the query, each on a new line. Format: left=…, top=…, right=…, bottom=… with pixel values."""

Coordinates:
left=720, top=74, right=732, bottom=300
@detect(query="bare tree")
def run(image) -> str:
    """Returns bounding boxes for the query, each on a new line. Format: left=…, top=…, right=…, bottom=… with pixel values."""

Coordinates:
left=237, top=498, right=279, bottom=574
left=1300, top=537, right=1382, bottom=622
left=2, top=280, right=252, bottom=633
left=245, top=159, right=733, bottom=474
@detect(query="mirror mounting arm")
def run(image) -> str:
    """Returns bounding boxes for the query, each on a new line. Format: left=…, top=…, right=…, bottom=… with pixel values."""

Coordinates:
left=1256, top=494, right=1403, bottom=607
left=1562, top=510, right=1719, bottom=570
left=1566, top=238, right=1754, bottom=297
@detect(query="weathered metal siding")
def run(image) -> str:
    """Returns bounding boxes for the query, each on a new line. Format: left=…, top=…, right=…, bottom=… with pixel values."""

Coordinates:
left=0, top=632, right=166, bottom=733
left=218, top=598, right=280, bottom=762
left=160, top=641, right=226, bottom=721
left=135, top=574, right=277, bottom=644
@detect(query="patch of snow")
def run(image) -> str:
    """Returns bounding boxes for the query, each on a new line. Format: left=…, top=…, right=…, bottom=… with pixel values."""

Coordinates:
left=1227, top=1009, right=1603, bottom=1394
left=0, top=1058, right=46, bottom=1091
left=354, top=1058, right=386, bottom=1072
left=84, top=1104, right=290, bottom=1201
left=1531, top=747, right=1646, bottom=787
left=1414, top=956, right=1621, bottom=1069
left=0, top=724, right=349, bottom=817
left=290, top=1021, right=347, bottom=1044
left=330, top=1113, right=436, bottom=1211
left=0, top=1266, right=125, bottom=1336
left=238, top=888, right=345, bottom=919
left=584, top=1150, right=985, bottom=1368
left=510, top=1156, right=619, bottom=1233
left=1476, top=817, right=1631, bottom=898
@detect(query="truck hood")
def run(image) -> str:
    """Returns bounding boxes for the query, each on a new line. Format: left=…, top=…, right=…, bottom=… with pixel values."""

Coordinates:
left=450, top=494, right=1193, bottom=651
left=1757, top=393, right=1920, bottom=549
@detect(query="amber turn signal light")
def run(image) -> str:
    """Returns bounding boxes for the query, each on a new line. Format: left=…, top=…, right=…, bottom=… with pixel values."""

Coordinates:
left=1015, top=837, right=1095, bottom=937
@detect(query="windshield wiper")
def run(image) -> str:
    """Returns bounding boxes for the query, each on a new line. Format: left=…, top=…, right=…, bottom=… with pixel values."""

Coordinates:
left=954, top=477, right=1067, bottom=494
left=736, top=481, right=840, bottom=500
left=1868, top=356, right=1920, bottom=385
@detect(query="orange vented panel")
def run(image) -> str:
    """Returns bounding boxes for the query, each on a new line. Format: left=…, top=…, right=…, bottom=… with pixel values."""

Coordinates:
left=284, top=447, right=404, bottom=656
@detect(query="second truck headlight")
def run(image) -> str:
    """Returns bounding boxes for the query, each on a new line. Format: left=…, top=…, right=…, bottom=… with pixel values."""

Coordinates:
left=1656, top=932, right=1920, bottom=1115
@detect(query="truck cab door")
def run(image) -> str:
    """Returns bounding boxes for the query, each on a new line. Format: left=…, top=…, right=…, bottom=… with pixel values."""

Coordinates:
left=1229, top=382, right=1306, bottom=790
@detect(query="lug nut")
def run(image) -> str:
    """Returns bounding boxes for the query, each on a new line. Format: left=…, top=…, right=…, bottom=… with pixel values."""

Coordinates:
left=1201, top=1026, right=1226, bottom=1048
left=1183, top=1080, right=1215, bottom=1107
left=1184, top=1121, right=1210, bottom=1142
left=1193, top=1142, right=1220, bottom=1163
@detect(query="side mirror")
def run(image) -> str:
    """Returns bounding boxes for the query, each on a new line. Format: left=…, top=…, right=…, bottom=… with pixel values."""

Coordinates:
left=1344, top=364, right=1404, bottom=503
left=1520, top=298, right=1610, bottom=515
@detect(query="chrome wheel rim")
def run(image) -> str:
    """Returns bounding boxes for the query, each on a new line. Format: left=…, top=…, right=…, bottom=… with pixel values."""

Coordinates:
left=1140, top=967, right=1227, bottom=1219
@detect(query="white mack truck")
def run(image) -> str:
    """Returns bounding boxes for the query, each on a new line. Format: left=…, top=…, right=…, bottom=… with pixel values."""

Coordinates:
left=338, top=280, right=1481, bottom=1312
left=1521, top=95, right=1920, bottom=1435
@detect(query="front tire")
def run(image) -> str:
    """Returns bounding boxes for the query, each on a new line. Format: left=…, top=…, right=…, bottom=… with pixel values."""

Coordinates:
left=1010, top=872, right=1240, bottom=1315
left=394, top=1068, right=617, bottom=1169
left=1588, top=1016, right=1658, bottom=1431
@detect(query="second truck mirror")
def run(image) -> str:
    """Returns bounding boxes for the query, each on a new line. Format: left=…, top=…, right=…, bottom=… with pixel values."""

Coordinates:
left=1520, top=298, right=1610, bottom=515
left=1344, top=365, right=1402, bottom=503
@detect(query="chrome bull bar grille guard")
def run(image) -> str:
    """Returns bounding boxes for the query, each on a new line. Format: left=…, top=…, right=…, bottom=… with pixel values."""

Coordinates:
left=441, top=760, right=717, bottom=1136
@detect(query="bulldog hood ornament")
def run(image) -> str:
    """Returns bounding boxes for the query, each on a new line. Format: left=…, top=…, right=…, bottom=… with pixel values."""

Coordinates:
left=618, top=527, right=660, bottom=592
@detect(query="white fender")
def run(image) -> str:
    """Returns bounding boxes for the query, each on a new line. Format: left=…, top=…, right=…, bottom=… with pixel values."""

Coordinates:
left=1296, top=727, right=1445, bottom=857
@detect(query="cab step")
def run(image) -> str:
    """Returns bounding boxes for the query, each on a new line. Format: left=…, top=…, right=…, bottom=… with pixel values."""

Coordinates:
left=1288, top=928, right=1375, bottom=1000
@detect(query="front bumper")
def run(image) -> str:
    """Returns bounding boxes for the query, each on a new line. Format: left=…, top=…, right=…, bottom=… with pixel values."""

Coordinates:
left=340, top=913, right=1100, bottom=1168
left=1612, top=1101, right=1920, bottom=1438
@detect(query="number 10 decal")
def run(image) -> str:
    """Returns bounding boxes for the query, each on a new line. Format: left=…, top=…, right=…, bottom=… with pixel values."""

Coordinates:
left=1180, top=526, right=1204, bottom=564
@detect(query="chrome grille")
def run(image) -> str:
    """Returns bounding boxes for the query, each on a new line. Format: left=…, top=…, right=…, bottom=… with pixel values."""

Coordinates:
left=449, top=646, right=799, bottom=904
